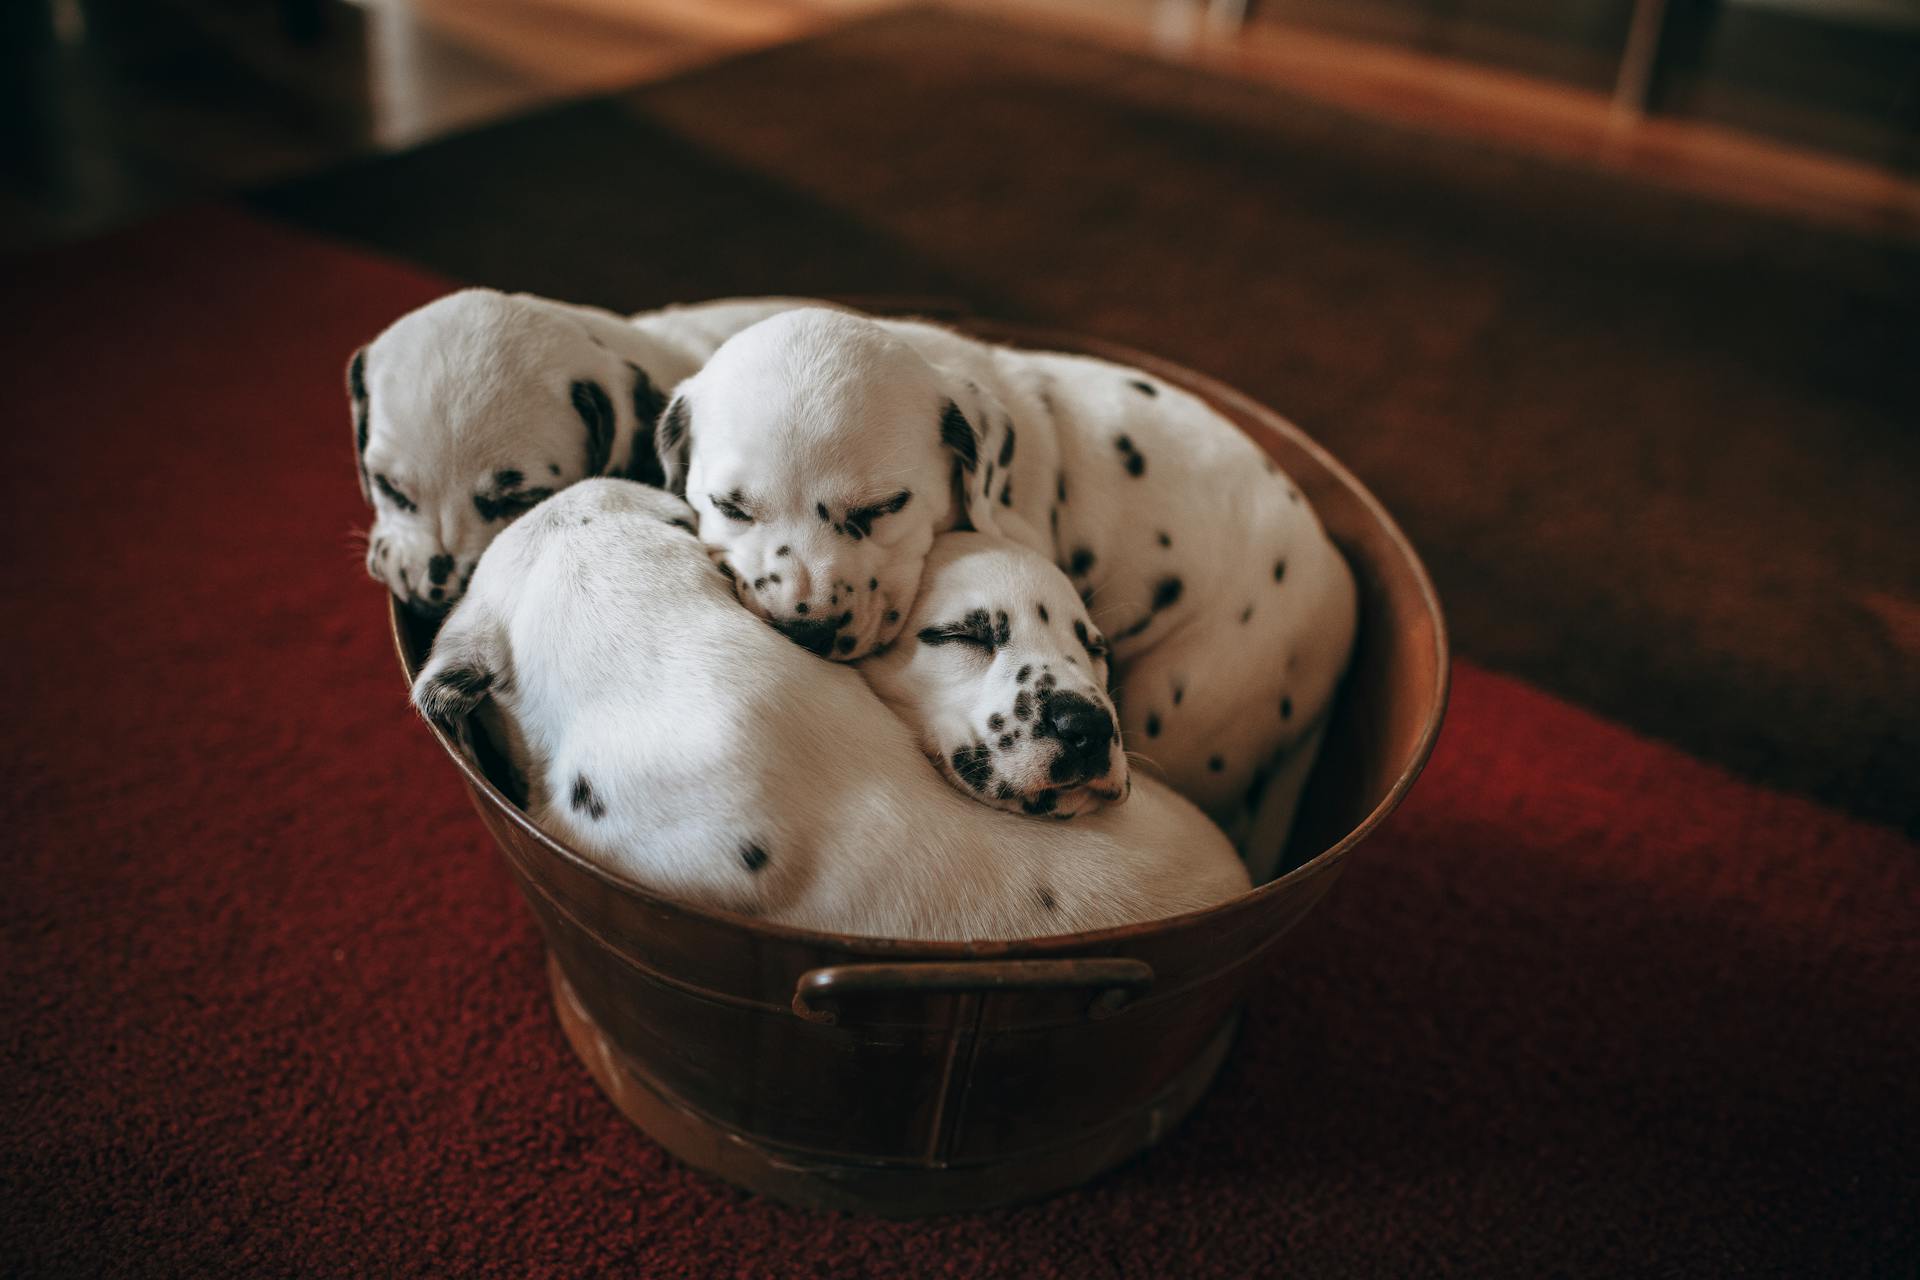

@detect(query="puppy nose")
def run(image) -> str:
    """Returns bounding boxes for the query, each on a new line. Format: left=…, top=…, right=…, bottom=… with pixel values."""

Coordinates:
left=1046, top=693, right=1115, bottom=783
left=427, top=554, right=455, bottom=586
left=773, top=612, right=847, bottom=657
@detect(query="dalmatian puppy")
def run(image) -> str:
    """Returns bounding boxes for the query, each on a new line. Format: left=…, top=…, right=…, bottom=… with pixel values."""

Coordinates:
left=411, top=480, right=1249, bottom=940
left=349, top=289, right=825, bottom=617
left=860, top=533, right=1126, bottom=820
left=659, top=307, right=1355, bottom=880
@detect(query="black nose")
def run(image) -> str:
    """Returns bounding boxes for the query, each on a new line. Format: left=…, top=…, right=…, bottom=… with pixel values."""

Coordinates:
left=427, top=554, right=455, bottom=586
left=1045, top=692, right=1114, bottom=783
left=773, top=613, right=845, bottom=657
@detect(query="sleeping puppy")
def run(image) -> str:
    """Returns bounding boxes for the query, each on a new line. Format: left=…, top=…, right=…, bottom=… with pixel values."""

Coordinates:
left=349, top=289, right=824, bottom=617
left=410, top=480, right=1248, bottom=940
left=660, top=307, right=1355, bottom=880
left=860, top=533, right=1126, bottom=820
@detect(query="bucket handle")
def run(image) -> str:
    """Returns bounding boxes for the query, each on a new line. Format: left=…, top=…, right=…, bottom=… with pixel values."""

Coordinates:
left=791, top=958, right=1156, bottom=1025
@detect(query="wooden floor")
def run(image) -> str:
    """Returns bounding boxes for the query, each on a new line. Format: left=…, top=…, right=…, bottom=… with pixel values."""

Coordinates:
left=3, top=0, right=1915, bottom=251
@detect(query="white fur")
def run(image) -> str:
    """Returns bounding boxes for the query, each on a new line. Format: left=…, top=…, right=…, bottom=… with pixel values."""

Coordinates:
left=350, top=290, right=825, bottom=615
left=668, top=308, right=1357, bottom=879
left=860, top=534, right=1128, bottom=820
left=411, top=480, right=1248, bottom=940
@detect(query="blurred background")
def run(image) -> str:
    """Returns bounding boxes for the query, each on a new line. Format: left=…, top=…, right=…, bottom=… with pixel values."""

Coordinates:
left=3, top=0, right=1916, bottom=252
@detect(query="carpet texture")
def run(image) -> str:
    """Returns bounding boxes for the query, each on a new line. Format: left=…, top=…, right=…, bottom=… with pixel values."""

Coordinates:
left=2, top=204, right=1914, bottom=1277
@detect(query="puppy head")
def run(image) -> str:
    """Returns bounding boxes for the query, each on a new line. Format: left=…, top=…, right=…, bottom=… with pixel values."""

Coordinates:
left=410, top=479, right=707, bottom=732
left=352, top=288, right=642, bottom=617
left=660, top=308, right=979, bottom=661
left=861, top=532, right=1127, bottom=818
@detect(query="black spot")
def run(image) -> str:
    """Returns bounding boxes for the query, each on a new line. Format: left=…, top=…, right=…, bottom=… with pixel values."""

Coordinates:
left=869, top=577, right=879, bottom=591
left=548, top=464, right=561, bottom=476
left=1173, top=685, right=1185, bottom=706
left=1114, top=435, right=1147, bottom=478
left=1274, top=559, right=1288, bottom=582
left=1152, top=577, right=1183, bottom=610
left=1036, top=886, right=1058, bottom=912
left=1037, top=672, right=1057, bottom=691
left=1069, top=548, right=1096, bottom=577
left=374, top=474, right=416, bottom=513
left=570, top=774, right=608, bottom=820
left=999, top=733, right=1015, bottom=750
left=776, top=545, right=790, bottom=557
left=999, top=479, right=1012, bottom=507
left=834, top=635, right=856, bottom=655
left=1130, top=379, right=1158, bottom=397
left=1241, top=604, right=1254, bottom=624
left=1281, top=696, right=1293, bottom=720
left=952, top=744, right=993, bottom=791
left=1017, top=665, right=1033, bottom=683
left=768, top=574, right=781, bottom=585
left=571, top=379, right=616, bottom=476
left=740, top=843, right=770, bottom=873
left=1208, top=756, right=1224, bottom=773
left=795, top=602, right=808, bottom=614
left=940, top=401, right=978, bottom=472
left=418, top=663, right=492, bottom=732
left=1014, top=690, right=1033, bottom=721
left=656, top=397, right=692, bottom=495
left=885, top=609, right=900, bottom=624
left=1036, top=603, right=1050, bottom=623
left=1125, top=453, right=1145, bottom=478
left=1146, top=713, right=1161, bottom=738
left=427, top=554, right=454, bottom=586
left=1022, top=791, right=1058, bottom=816
left=626, top=363, right=667, bottom=486
left=996, top=782, right=1017, bottom=801
left=994, top=610, right=1011, bottom=646
left=998, top=420, right=1017, bottom=468
left=1056, top=473, right=1067, bottom=503
left=988, top=713, right=1005, bottom=732
left=1115, top=434, right=1132, bottom=452
left=494, top=469, right=523, bottom=489
left=817, top=502, right=831, bottom=522
left=752, top=577, right=766, bottom=591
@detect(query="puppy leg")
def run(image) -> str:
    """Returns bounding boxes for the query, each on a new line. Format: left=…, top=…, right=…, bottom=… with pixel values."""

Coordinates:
left=1235, top=716, right=1330, bottom=884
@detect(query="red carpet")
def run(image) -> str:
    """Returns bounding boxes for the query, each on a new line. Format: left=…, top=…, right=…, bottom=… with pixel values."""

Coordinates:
left=2, top=208, right=1914, bottom=1277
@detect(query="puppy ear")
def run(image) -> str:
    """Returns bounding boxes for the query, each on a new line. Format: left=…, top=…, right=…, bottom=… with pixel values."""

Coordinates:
left=570, top=378, right=616, bottom=477
left=624, top=361, right=668, bottom=487
left=655, top=395, right=692, bottom=497
left=347, top=346, right=371, bottom=502
left=940, top=399, right=1000, bottom=536
left=411, top=607, right=508, bottom=737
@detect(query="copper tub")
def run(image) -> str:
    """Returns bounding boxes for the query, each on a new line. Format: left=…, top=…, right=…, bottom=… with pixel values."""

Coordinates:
left=392, top=323, right=1449, bottom=1216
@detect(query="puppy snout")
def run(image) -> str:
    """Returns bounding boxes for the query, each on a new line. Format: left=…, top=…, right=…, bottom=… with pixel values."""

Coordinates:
left=1045, top=693, right=1115, bottom=784
left=773, top=611, right=851, bottom=657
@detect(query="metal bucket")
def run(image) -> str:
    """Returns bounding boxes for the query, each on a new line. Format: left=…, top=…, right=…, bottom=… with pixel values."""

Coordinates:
left=392, top=323, right=1449, bottom=1216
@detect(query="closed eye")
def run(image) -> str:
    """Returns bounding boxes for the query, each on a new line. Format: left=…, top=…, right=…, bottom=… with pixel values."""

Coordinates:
left=711, top=490, right=754, bottom=523
left=918, top=606, right=1005, bottom=652
left=845, top=489, right=912, bottom=540
left=374, top=474, right=417, bottom=513
left=473, top=488, right=553, bottom=522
